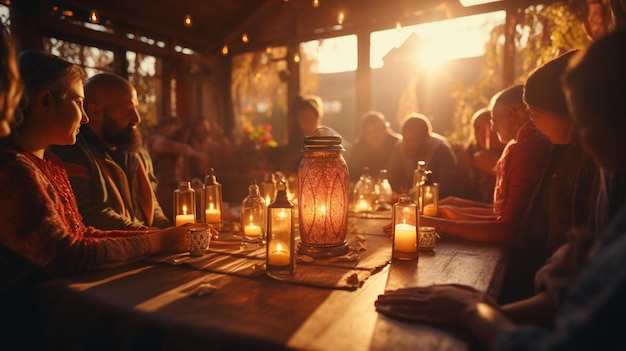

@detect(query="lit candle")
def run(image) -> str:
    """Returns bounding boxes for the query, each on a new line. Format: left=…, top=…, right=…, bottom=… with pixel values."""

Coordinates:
left=355, top=197, right=370, bottom=212
left=175, top=205, right=195, bottom=226
left=205, top=204, right=221, bottom=223
left=394, top=223, right=417, bottom=252
left=244, top=224, right=262, bottom=237
left=243, top=214, right=262, bottom=237
left=268, top=242, right=291, bottom=266
left=423, top=204, right=437, bottom=217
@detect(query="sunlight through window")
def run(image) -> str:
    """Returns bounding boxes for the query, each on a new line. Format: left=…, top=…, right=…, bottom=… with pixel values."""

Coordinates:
left=300, top=35, right=357, bottom=74
left=371, top=11, right=505, bottom=69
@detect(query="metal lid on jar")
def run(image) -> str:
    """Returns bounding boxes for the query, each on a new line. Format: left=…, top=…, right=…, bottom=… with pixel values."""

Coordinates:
left=302, top=127, right=344, bottom=152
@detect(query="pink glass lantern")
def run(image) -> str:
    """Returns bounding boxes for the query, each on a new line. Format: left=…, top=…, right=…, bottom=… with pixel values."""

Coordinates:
left=297, top=127, right=349, bottom=258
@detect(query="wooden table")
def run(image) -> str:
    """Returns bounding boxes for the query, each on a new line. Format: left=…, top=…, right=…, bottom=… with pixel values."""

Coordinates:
left=36, top=218, right=506, bottom=350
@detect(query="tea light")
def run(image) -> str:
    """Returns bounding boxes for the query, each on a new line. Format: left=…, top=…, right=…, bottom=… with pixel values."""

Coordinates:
left=394, top=223, right=417, bottom=252
left=205, top=204, right=221, bottom=223
left=175, top=205, right=195, bottom=226
left=268, top=242, right=290, bottom=266
left=355, top=197, right=370, bottom=212
left=244, top=224, right=262, bottom=237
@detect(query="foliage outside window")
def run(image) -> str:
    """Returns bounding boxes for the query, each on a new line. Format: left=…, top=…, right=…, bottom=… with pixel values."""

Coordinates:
left=43, top=37, right=115, bottom=77
left=449, top=2, right=592, bottom=145
left=126, top=51, right=162, bottom=141
left=231, top=46, right=288, bottom=148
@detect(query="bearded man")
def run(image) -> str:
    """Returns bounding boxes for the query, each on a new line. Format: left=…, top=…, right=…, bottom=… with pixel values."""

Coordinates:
left=52, top=73, right=171, bottom=230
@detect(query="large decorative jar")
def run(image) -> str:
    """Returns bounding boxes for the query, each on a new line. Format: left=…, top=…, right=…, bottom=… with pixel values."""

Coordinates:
left=297, top=127, right=349, bottom=258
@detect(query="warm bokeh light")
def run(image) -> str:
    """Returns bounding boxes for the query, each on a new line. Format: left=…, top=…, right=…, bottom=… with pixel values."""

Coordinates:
left=89, top=9, right=100, bottom=24
left=337, top=12, right=345, bottom=25
left=221, top=45, right=229, bottom=55
left=242, top=33, right=249, bottom=43
left=312, top=0, right=319, bottom=8
left=184, top=13, right=193, bottom=27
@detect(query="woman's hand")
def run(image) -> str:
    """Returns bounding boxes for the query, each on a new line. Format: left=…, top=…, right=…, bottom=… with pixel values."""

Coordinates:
left=149, top=224, right=217, bottom=254
left=375, top=284, right=499, bottom=325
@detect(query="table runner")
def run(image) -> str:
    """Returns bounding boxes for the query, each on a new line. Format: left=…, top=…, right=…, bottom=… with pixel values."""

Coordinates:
left=147, top=220, right=392, bottom=290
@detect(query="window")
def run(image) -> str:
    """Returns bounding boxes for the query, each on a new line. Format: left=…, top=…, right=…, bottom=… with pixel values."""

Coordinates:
left=231, top=47, right=288, bottom=147
left=299, top=35, right=357, bottom=143
left=127, top=51, right=162, bottom=136
left=44, top=37, right=114, bottom=77
left=370, top=12, right=506, bottom=133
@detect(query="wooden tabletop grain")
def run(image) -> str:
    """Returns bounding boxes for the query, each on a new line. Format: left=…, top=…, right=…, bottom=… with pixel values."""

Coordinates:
left=37, top=217, right=506, bottom=350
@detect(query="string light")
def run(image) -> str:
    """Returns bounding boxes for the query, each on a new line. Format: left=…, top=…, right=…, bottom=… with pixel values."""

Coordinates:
left=184, top=2, right=193, bottom=27
left=312, top=0, right=320, bottom=8
left=242, top=33, right=249, bottom=43
left=221, top=45, right=229, bottom=55
left=293, top=53, right=300, bottom=63
left=184, top=13, right=193, bottom=27
left=337, top=11, right=345, bottom=25
left=89, top=9, right=100, bottom=24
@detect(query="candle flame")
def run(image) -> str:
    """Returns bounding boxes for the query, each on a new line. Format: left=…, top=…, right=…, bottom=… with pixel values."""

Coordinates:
left=182, top=205, right=187, bottom=215
left=276, top=242, right=283, bottom=251
left=209, top=203, right=214, bottom=210
left=249, top=214, right=254, bottom=225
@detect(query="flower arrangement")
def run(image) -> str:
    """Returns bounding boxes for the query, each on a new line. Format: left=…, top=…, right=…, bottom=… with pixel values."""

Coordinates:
left=242, top=122, right=278, bottom=149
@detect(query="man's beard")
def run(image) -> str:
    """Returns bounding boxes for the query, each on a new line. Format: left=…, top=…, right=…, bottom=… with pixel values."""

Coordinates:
left=102, top=121, right=142, bottom=153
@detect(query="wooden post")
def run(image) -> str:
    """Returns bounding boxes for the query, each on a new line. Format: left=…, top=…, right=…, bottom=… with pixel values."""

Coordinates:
left=356, top=32, right=372, bottom=139
left=502, top=9, right=517, bottom=88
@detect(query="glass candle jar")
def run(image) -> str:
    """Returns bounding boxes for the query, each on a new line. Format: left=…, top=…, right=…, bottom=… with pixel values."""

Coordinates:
left=261, top=172, right=277, bottom=207
left=419, top=170, right=439, bottom=217
left=392, top=194, right=419, bottom=260
left=266, top=181, right=295, bottom=278
left=412, top=160, right=427, bottom=204
left=240, top=180, right=266, bottom=245
left=202, top=168, right=223, bottom=230
left=298, top=127, right=349, bottom=258
left=173, top=181, right=196, bottom=226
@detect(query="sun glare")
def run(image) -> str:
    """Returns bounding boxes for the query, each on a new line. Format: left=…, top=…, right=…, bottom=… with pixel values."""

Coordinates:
left=370, top=11, right=505, bottom=70
left=299, top=11, right=504, bottom=74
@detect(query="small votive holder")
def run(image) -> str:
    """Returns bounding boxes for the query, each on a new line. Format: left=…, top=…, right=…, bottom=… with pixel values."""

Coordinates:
left=419, top=226, right=438, bottom=251
left=188, top=227, right=212, bottom=256
left=266, top=181, right=295, bottom=278
left=392, top=194, right=419, bottom=261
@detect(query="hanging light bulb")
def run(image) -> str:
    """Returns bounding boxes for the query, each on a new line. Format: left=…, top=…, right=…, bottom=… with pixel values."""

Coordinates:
left=184, top=13, right=193, bottom=27
left=337, top=11, right=345, bottom=25
left=89, top=9, right=100, bottom=24
left=395, top=21, right=402, bottom=31
left=242, top=33, right=249, bottom=43
left=312, top=0, right=320, bottom=8
left=221, top=45, right=229, bottom=55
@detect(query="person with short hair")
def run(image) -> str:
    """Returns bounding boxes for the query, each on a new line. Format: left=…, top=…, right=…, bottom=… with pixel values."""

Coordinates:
left=52, top=73, right=172, bottom=229
left=0, top=49, right=194, bottom=348
left=419, top=85, right=552, bottom=244
left=386, top=112, right=459, bottom=197
left=347, top=110, right=401, bottom=181
left=375, top=28, right=626, bottom=351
